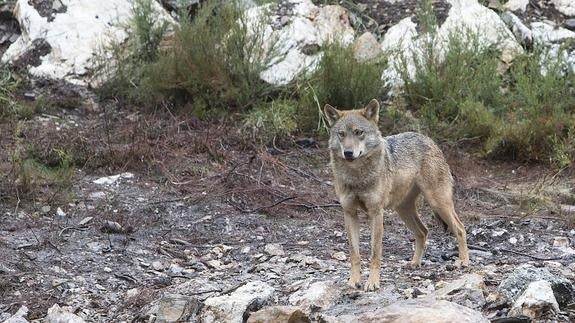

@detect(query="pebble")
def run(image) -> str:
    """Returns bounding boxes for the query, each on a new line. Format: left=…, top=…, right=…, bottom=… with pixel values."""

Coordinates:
left=332, top=251, right=346, bottom=261
left=103, top=267, right=112, bottom=273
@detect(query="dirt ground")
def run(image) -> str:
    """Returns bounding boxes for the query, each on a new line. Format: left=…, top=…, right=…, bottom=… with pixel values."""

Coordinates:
left=1, top=87, right=575, bottom=321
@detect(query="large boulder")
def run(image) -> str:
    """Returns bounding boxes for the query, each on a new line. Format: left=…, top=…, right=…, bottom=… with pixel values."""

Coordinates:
left=247, top=306, right=310, bottom=323
left=201, top=281, right=275, bottom=323
left=381, top=0, right=522, bottom=88
left=337, top=298, right=489, bottom=323
left=435, top=273, right=486, bottom=309
left=498, top=264, right=575, bottom=308
left=1, top=0, right=174, bottom=86
left=244, top=0, right=354, bottom=86
left=288, top=280, right=341, bottom=311
left=509, top=280, right=560, bottom=319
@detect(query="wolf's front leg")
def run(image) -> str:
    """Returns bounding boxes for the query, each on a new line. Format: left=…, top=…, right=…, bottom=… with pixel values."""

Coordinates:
left=343, top=209, right=361, bottom=288
left=365, top=209, right=383, bottom=291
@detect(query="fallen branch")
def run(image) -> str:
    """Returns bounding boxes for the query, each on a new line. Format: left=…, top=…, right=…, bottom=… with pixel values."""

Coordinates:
left=285, top=202, right=341, bottom=210
left=497, top=248, right=564, bottom=261
left=232, top=196, right=296, bottom=213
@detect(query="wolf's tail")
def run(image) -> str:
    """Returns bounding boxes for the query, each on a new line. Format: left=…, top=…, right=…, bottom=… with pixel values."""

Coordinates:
left=433, top=211, right=449, bottom=232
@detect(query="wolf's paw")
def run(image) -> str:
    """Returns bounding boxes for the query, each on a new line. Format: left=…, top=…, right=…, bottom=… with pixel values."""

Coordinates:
left=364, top=277, right=380, bottom=292
left=347, top=276, right=361, bottom=289
left=454, top=259, right=470, bottom=268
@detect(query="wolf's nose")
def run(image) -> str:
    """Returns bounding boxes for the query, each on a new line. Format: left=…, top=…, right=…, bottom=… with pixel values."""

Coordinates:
left=344, top=150, right=354, bottom=159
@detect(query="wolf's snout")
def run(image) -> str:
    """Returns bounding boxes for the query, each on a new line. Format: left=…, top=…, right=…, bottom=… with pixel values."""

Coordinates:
left=344, top=150, right=355, bottom=160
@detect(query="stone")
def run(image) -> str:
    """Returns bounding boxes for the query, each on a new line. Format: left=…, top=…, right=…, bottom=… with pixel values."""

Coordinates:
left=247, top=306, right=310, bottom=323
left=201, top=281, right=275, bottom=323
left=46, top=304, right=86, bottom=323
left=352, top=32, right=382, bottom=63
left=3, top=306, right=29, bottom=323
left=566, top=19, right=575, bottom=31
left=551, top=0, right=575, bottom=16
left=499, top=264, right=575, bottom=307
left=381, top=0, right=522, bottom=89
left=501, top=11, right=533, bottom=48
left=264, top=243, right=285, bottom=256
left=553, top=237, right=570, bottom=248
left=436, top=273, right=486, bottom=309
left=41, top=205, right=51, bottom=213
left=332, top=251, right=346, bottom=261
left=531, top=22, right=575, bottom=44
left=509, top=280, right=559, bottom=319
left=288, top=281, right=340, bottom=310
left=344, top=298, right=489, bottom=322
left=2, top=1, right=174, bottom=86
left=157, top=294, right=199, bottom=323
left=93, top=172, right=134, bottom=185
left=245, top=0, right=354, bottom=86
left=56, top=207, right=66, bottom=217
left=504, top=0, right=529, bottom=12
left=152, top=261, right=165, bottom=271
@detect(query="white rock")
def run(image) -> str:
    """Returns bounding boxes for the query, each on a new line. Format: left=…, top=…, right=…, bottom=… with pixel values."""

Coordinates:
left=436, top=273, right=486, bottom=309
left=344, top=298, right=490, bottom=322
left=501, top=11, right=533, bottom=47
left=264, top=243, right=285, bottom=256
left=157, top=294, right=196, bottom=323
left=381, top=0, right=522, bottom=89
left=332, top=251, right=346, bottom=261
left=201, top=281, right=275, bottom=323
left=46, top=304, right=86, bottom=323
left=553, top=237, right=570, bottom=248
left=509, top=280, right=559, bottom=319
left=353, top=32, right=383, bottom=63
left=288, top=281, right=340, bottom=310
left=3, top=306, right=29, bottom=323
left=2, top=0, right=174, bottom=86
left=504, top=0, right=529, bottom=12
left=93, top=172, right=134, bottom=185
left=56, top=207, right=66, bottom=217
left=245, top=0, right=354, bottom=86
left=532, top=22, right=575, bottom=44
left=551, top=0, right=575, bottom=16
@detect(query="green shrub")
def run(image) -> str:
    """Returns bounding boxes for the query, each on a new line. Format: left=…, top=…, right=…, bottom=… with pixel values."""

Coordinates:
left=97, top=0, right=169, bottom=103
left=0, top=68, right=22, bottom=120
left=142, top=0, right=279, bottom=111
left=399, top=30, right=503, bottom=139
left=297, top=42, right=387, bottom=133
left=488, top=49, right=575, bottom=165
left=244, top=99, right=297, bottom=142
left=397, top=24, right=575, bottom=166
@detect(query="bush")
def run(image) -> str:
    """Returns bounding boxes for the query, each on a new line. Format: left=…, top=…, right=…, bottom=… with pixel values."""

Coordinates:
left=244, top=99, right=298, bottom=142
left=399, top=30, right=503, bottom=139
left=297, top=42, right=387, bottom=133
left=142, top=0, right=279, bottom=112
left=0, top=68, right=22, bottom=120
left=397, top=29, right=575, bottom=166
left=489, top=49, right=575, bottom=165
left=97, top=0, right=169, bottom=103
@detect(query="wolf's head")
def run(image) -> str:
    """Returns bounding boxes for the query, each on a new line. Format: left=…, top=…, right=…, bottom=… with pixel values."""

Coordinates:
left=323, top=99, right=383, bottom=162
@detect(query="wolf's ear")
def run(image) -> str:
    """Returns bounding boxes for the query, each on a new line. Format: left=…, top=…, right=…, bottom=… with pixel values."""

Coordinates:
left=323, top=104, right=341, bottom=127
left=363, top=99, right=380, bottom=124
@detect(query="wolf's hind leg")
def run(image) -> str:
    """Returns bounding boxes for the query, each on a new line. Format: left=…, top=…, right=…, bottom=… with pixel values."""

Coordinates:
left=422, top=188, right=470, bottom=266
left=396, top=187, right=428, bottom=267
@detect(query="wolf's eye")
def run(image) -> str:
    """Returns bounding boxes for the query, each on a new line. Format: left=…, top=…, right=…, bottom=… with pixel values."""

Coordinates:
left=338, top=131, right=345, bottom=138
left=354, top=129, right=364, bottom=136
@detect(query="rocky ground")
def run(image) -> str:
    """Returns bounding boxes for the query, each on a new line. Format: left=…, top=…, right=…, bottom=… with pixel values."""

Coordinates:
left=0, top=100, right=575, bottom=322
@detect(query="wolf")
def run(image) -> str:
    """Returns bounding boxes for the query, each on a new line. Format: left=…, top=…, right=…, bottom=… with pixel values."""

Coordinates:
left=323, top=99, right=469, bottom=291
